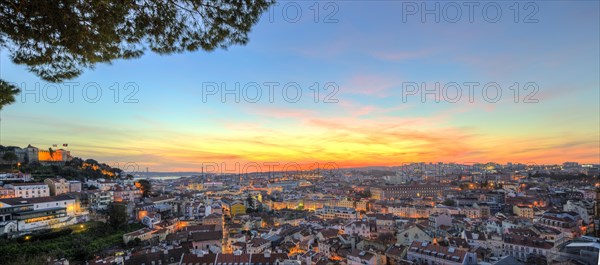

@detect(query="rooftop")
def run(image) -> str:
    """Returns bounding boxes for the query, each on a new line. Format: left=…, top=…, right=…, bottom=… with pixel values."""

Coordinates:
left=0, top=194, right=75, bottom=205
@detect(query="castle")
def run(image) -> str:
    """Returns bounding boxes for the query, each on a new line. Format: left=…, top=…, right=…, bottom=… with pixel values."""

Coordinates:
left=1, top=145, right=72, bottom=164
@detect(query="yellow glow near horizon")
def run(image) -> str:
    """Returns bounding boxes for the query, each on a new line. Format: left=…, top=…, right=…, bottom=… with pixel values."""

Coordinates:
left=2, top=108, right=598, bottom=172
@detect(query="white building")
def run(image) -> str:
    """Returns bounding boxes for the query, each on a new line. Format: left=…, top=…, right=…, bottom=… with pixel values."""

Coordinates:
left=563, top=200, right=593, bottom=225
left=44, top=178, right=70, bottom=196
left=397, top=224, right=432, bottom=246
left=428, top=213, right=452, bottom=229
left=502, top=233, right=553, bottom=261
left=6, top=183, right=50, bottom=198
left=347, top=250, right=384, bottom=265
left=141, top=212, right=161, bottom=228
left=315, top=206, right=358, bottom=219
left=0, top=194, right=83, bottom=234
left=407, top=241, right=477, bottom=265
left=68, top=181, right=82, bottom=192
left=85, top=190, right=114, bottom=211
left=246, top=238, right=271, bottom=254
left=86, top=179, right=117, bottom=191
left=344, top=220, right=375, bottom=238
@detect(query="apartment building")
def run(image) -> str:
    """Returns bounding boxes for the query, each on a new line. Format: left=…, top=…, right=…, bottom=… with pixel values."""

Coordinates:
left=407, top=241, right=477, bottom=265
left=0, top=194, right=83, bottom=234
left=371, top=184, right=451, bottom=200
left=6, top=183, right=50, bottom=198
left=44, top=178, right=70, bottom=196
left=502, top=233, right=553, bottom=261
left=315, top=206, right=358, bottom=219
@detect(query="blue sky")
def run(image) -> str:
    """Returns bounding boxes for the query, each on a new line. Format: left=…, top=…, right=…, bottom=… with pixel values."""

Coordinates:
left=1, top=1, right=598, bottom=172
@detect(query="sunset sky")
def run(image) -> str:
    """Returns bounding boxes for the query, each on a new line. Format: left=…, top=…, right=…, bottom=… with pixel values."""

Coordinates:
left=0, top=1, right=598, bottom=172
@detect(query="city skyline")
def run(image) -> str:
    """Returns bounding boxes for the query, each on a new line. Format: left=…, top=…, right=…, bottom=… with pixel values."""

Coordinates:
left=1, top=1, right=599, bottom=171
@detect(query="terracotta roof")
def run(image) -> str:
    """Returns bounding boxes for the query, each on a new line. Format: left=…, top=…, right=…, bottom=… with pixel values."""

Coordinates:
left=447, top=237, right=470, bottom=249
left=463, top=231, right=487, bottom=240
left=318, top=228, right=340, bottom=239
left=386, top=245, right=407, bottom=257
left=244, top=253, right=288, bottom=264
left=180, top=253, right=288, bottom=265
left=503, top=234, right=552, bottom=249
left=0, top=194, right=74, bottom=205
left=150, top=196, right=174, bottom=203
left=184, top=224, right=217, bottom=232
left=232, top=242, right=246, bottom=247
left=124, top=248, right=184, bottom=265
left=348, top=249, right=375, bottom=260
left=409, top=241, right=469, bottom=263
left=248, top=238, right=271, bottom=248
left=191, top=231, right=222, bottom=241
left=9, top=182, right=47, bottom=186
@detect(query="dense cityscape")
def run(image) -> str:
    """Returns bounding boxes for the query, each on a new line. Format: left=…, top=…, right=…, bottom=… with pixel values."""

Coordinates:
left=0, top=145, right=598, bottom=265
left=0, top=1, right=598, bottom=265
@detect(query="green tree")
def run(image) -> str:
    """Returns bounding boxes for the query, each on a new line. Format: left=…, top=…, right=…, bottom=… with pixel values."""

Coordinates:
left=246, top=194, right=256, bottom=210
left=71, top=234, right=93, bottom=261
left=108, top=203, right=128, bottom=229
left=136, top=179, right=152, bottom=197
left=2, top=151, right=18, bottom=162
left=357, top=190, right=371, bottom=199
left=0, top=81, right=20, bottom=110
left=442, top=199, right=456, bottom=207
left=481, top=180, right=489, bottom=189
left=377, top=232, right=396, bottom=245
left=0, top=0, right=274, bottom=110
left=261, top=214, right=274, bottom=227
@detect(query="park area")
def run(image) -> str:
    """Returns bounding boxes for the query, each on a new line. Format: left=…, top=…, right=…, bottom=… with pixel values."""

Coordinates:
left=0, top=221, right=144, bottom=265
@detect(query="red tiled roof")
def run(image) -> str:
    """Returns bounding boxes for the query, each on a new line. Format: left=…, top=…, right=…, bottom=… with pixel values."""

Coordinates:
left=180, top=253, right=288, bottom=265
left=409, top=241, right=469, bottom=263
left=191, top=231, right=222, bottom=242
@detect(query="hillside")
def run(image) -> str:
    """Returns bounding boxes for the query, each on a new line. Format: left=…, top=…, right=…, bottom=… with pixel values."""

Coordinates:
left=16, top=157, right=123, bottom=181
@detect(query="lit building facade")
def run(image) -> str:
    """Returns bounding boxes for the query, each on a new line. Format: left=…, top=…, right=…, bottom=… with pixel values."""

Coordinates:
left=371, top=184, right=451, bottom=200
left=0, top=194, right=84, bottom=234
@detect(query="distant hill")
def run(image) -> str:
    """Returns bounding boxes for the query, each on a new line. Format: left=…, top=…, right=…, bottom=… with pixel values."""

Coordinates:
left=19, top=157, right=122, bottom=181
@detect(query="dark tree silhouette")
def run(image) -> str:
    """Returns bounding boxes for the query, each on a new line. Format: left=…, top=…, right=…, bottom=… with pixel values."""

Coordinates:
left=0, top=0, right=274, bottom=109
left=136, top=179, right=152, bottom=197
left=108, top=203, right=129, bottom=229
left=442, top=199, right=456, bottom=206
left=2, top=151, right=17, bottom=162
left=0, top=81, right=19, bottom=110
left=377, top=232, right=396, bottom=245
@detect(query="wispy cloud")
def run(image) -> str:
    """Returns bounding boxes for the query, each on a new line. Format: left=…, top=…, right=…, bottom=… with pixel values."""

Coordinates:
left=372, top=49, right=434, bottom=61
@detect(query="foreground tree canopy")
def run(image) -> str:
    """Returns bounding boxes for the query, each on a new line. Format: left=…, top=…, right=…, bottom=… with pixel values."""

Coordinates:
left=0, top=80, right=19, bottom=110
left=0, top=0, right=274, bottom=108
